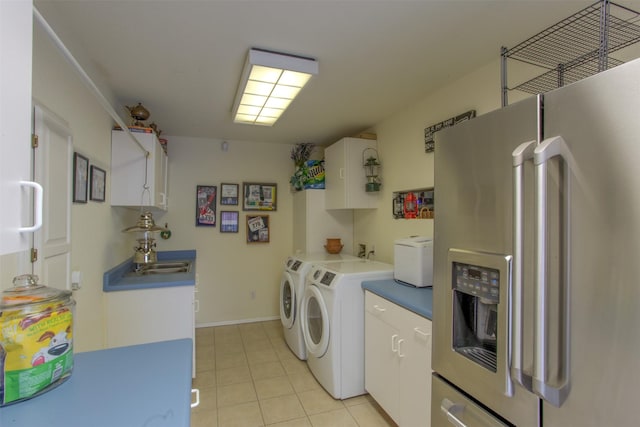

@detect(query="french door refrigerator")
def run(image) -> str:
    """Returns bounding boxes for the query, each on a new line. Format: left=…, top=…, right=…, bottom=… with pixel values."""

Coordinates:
left=431, top=56, right=640, bottom=427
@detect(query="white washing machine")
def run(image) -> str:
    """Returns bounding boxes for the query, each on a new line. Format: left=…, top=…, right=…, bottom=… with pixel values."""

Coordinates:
left=279, top=252, right=359, bottom=360
left=300, top=259, right=393, bottom=399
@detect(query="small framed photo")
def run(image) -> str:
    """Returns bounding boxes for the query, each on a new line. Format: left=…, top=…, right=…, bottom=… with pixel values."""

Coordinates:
left=243, top=182, right=277, bottom=211
left=90, top=165, right=106, bottom=202
left=73, top=152, right=89, bottom=203
left=220, top=211, right=239, bottom=233
left=246, top=214, right=270, bottom=243
left=220, top=183, right=239, bottom=205
left=196, top=185, right=217, bottom=226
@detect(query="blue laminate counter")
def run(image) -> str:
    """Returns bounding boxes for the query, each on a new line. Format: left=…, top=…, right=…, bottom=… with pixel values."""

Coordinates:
left=362, top=279, right=433, bottom=319
left=1, top=339, right=193, bottom=427
left=103, top=249, right=196, bottom=292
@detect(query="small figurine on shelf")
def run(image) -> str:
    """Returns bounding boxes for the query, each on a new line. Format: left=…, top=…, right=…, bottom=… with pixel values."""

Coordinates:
left=125, top=102, right=150, bottom=127
left=403, top=192, right=418, bottom=218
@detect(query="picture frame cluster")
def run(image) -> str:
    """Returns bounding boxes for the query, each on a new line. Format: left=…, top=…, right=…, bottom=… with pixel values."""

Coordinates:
left=73, top=151, right=106, bottom=203
left=195, top=182, right=276, bottom=243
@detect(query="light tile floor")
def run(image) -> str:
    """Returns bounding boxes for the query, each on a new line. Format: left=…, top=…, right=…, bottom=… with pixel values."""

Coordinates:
left=191, top=320, right=397, bottom=427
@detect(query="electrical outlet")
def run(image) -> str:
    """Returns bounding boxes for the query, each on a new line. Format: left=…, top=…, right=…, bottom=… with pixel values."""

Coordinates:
left=358, top=244, right=367, bottom=258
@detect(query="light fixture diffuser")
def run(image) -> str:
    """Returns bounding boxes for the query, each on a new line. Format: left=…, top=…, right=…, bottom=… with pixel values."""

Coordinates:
left=232, top=48, right=318, bottom=126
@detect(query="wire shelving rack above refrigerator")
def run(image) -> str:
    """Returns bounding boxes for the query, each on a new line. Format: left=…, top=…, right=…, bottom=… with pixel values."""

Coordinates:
left=501, top=0, right=640, bottom=106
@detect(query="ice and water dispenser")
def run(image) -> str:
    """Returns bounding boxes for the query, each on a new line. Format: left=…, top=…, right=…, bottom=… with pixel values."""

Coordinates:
left=451, top=255, right=501, bottom=373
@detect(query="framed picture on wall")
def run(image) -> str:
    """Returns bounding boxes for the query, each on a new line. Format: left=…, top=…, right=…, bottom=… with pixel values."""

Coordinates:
left=246, top=214, right=269, bottom=243
left=220, top=183, right=239, bottom=205
left=243, top=182, right=277, bottom=211
left=90, top=165, right=106, bottom=202
left=196, top=185, right=217, bottom=226
left=220, top=211, right=239, bottom=233
left=73, top=152, right=89, bottom=203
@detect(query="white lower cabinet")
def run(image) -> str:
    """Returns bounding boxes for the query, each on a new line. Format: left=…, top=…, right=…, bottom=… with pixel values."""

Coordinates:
left=365, top=291, right=432, bottom=426
left=106, top=286, right=196, bottom=376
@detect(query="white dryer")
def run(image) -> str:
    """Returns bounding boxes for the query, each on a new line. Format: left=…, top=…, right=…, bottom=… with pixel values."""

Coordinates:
left=279, top=253, right=359, bottom=360
left=301, top=260, right=393, bottom=399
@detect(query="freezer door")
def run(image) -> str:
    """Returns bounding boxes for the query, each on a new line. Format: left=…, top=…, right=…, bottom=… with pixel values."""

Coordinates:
left=433, top=96, right=539, bottom=427
left=538, top=57, right=640, bottom=426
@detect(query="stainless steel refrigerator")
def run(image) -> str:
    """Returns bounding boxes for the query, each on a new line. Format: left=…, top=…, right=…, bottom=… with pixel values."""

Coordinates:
left=431, top=57, right=640, bottom=427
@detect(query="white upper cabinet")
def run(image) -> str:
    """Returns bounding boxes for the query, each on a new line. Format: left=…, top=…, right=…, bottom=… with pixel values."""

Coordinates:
left=111, top=130, right=168, bottom=210
left=324, top=137, right=379, bottom=209
left=0, top=0, right=37, bottom=256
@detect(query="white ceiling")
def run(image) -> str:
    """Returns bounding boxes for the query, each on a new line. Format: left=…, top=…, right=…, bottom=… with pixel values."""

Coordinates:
left=35, top=0, right=635, bottom=146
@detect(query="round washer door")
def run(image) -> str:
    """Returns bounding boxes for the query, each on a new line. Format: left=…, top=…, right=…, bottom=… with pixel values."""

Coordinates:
left=301, top=284, right=329, bottom=358
left=280, top=271, right=296, bottom=329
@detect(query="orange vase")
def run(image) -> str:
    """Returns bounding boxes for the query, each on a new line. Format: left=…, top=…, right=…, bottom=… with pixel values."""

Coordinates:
left=324, top=238, right=343, bottom=254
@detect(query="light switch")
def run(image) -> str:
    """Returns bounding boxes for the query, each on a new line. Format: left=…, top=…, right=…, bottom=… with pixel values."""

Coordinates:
left=71, top=270, right=82, bottom=290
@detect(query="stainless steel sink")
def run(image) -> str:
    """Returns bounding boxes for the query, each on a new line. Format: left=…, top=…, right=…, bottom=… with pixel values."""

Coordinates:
left=127, top=261, right=192, bottom=276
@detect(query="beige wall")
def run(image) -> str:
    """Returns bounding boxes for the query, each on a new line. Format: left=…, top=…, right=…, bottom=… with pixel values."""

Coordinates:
left=354, top=60, right=515, bottom=263
left=155, top=137, right=295, bottom=326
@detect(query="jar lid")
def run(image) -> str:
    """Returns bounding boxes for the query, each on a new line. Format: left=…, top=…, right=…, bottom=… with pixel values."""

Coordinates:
left=0, top=274, right=73, bottom=309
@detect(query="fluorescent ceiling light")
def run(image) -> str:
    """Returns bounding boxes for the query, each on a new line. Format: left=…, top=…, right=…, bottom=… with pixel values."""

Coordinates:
left=232, top=48, right=318, bottom=126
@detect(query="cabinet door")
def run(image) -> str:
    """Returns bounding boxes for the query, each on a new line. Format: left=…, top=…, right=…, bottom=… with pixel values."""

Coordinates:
left=111, top=130, right=167, bottom=210
left=0, top=0, right=34, bottom=255
left=324, top=139, right=346, bottom=209
left=365, top=309, right=400, bottom=423
left=399, top=311, right=432, bottom=427
left=106, top=286, right=194, bottom=347
left=324, top=138, right=378, bottom=209
left=154, top=145, right=168, bottom=209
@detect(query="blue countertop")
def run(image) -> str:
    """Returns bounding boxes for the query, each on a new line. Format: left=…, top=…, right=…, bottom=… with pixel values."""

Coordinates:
left=362, top=279, right=433, bottom=319
left=103, top=249, right=196, bottom=292
left=1, top=339, right=193, bottom=427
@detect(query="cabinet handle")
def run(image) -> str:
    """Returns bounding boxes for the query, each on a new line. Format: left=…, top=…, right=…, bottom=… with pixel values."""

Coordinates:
left=339, top=168, right=345, bottom=179
left=373, top=304, right=386, bottom=313
left=440, top=398, right=467, bottom=427
left=18, top=181, right=43, bottom=232
left=194, top=299, right=200, bottom=313
left=397, top=338, right=405, bottom=358
left=414, top=327, right=431, bottom=340
left=191, top=388, right=200, bottom=408
left=391, top=334, right=399, bottom=353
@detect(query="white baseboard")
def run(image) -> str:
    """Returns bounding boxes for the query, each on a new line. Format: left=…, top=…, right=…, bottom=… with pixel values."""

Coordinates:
left=196, top=315, right=279, bottom=329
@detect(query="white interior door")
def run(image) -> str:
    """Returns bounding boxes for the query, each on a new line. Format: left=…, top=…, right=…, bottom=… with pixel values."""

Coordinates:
left=32, top=104, right=72, bottom=290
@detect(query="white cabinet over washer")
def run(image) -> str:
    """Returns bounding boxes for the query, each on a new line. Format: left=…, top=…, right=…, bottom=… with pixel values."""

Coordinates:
left=324, top=137, right=379, bottom=209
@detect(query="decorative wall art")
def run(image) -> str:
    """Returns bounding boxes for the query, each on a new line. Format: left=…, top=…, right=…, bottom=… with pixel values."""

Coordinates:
left=73, top=152, right=89, bottom=203
left=220, top=211, right=239, bottom=233
left=220, top=183, right=239, bottom=205
left=196, top=185, right=217, bottom=226
left=246, top=214, right=270, bottom=243
left=424, top=110, right=476, bottom=153
left=243, top=182, right=277, bottom=211
left=90, top=165, right=106, bottom=202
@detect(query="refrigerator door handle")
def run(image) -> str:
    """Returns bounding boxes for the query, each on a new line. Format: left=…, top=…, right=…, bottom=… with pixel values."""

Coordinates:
left=533, top=135, right=571, bottom=407
left=510, top=140, right=537, bottom=394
